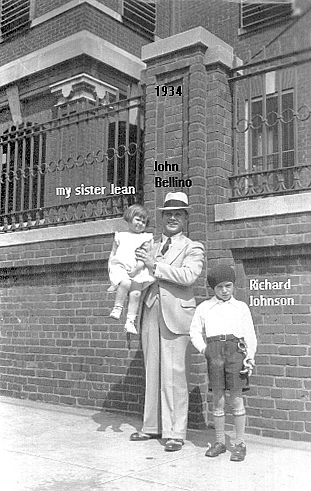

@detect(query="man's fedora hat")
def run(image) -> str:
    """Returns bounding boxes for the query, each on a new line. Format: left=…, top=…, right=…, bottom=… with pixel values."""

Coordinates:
left=158, top=192, right=190, bottom=210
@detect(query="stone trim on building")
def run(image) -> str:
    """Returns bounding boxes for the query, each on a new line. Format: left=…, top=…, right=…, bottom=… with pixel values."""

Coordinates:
left=0, top=218, right=126, bottom=248
left=215, top=192, right=311, bottom=222
left=0, top=31, right=145, bottom=88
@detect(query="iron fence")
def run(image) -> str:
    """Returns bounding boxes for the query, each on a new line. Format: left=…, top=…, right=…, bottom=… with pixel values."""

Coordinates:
left=0, top=94, right=144, bottom=231
left=230, top=46, right=311, bottom=200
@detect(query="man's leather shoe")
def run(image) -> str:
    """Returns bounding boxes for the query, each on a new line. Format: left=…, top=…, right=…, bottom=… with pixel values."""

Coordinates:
left=130, top=431, right=160, bottom=441
left=230, top=442, right=246, bottom=462
left=205, top=442, right=226, bottom=457
left=164, top=439, right=184, bottom=452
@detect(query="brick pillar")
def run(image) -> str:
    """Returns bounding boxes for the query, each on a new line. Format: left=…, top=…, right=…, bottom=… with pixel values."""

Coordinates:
left=141, top=28, right=236, bottom=428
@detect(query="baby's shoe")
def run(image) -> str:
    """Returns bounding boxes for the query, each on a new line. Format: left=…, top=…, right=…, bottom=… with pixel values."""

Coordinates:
left=110, top=306, right=123, bottom=320
left=124, top=318, right=137, bottom=334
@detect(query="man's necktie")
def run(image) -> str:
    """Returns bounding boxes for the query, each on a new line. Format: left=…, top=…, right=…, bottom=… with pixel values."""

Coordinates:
left=160, top=237, right=171, bottom=255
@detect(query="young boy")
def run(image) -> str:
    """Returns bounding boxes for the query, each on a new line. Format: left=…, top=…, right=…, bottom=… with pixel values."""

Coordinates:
left=190, top=265, right=257, bottom=462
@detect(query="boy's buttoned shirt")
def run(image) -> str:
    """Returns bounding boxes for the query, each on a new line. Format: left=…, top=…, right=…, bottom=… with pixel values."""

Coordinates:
left=190, top=296, right=257, bottom=359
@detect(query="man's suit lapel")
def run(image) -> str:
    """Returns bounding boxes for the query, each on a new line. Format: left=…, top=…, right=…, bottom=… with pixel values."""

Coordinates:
left=163, top=235, right=187, bottom=264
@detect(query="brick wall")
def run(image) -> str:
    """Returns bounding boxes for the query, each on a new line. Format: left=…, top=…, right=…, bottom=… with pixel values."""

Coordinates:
left=197, top=4, right=311, bottom=438
left=142, top=42, right=208, bottom=280
left=178, top=0, right=311, bottom=64
left=0, top=3, right=150, bottom=66
left=0, top=230, right=145, bottom=415
left=179, top=0, right=239, bottom=46
left=155, top=0, right=172, bottom=39
left=1, top=4, right=311, bottom=440
left=35, top=0, right=72, bottom=17
left=208, top=212, right=311, bottom=441
left=243, top=253, right=311, bottom=440
left=141, top=24, right=311, bottom=440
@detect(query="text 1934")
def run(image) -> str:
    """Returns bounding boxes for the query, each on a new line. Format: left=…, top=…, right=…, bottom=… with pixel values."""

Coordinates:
left=155, top=85, right=182, bottom=96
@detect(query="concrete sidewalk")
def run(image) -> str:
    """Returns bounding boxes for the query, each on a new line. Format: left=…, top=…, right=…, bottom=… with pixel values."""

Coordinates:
left=0, top=396, right=310, bottom=491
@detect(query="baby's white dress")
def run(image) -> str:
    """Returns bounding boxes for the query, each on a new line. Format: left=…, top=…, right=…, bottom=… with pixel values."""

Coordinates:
left=108, top=231, right=154, bottom=287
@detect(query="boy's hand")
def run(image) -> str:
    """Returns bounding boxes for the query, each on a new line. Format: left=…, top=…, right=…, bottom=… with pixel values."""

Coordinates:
left=240, top=358, right=255, bottom=376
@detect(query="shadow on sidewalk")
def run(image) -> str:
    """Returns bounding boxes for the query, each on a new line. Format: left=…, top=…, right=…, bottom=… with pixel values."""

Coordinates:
left=92, top=410, right=142, bottom=433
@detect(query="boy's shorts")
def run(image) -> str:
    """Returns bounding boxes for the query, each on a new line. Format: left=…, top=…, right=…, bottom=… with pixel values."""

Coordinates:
left=204, top=335, right=250, bottom=392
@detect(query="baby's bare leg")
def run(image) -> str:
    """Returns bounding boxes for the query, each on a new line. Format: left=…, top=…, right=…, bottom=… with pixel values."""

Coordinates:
left=124, top=282, right=143, bottom=334
left=110, top=279, right=131, bottom=319
left=115, top=279, right=131, bottom=306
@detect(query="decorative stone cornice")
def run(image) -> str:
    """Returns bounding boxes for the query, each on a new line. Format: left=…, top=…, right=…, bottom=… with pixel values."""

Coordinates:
left=50, top=74, right=118, bottom=105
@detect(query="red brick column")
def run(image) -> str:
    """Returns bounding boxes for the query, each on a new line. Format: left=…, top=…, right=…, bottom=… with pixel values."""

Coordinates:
left=141, top=28, right=235, bottom=428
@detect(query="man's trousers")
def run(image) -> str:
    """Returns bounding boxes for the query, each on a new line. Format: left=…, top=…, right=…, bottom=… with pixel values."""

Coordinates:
left=141, top=298, right=189, bottom=440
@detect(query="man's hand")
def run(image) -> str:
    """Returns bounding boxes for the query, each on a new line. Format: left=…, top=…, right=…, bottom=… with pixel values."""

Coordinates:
left=135, top=247, right=155, bottom=270
left=128, top=262, right=144, bottom=278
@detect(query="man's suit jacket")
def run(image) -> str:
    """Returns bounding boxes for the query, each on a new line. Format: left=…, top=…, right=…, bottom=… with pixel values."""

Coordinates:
left=143, top=234, right=205, bottom=335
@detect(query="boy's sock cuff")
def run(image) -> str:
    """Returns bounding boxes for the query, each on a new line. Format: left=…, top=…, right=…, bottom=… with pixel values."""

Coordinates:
left=233, top=409, right=246, bottom=416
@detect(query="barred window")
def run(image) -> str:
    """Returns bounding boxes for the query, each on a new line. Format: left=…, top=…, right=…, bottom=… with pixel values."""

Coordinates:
left=249, top=91, right=294, bottom=173
left=240, top=0, right=293, bottom=31
left=0, top=0, right=31, bottom=40
left=0, top=123, right=46, bottom=216
left=122, top=0, right=156, bottom=40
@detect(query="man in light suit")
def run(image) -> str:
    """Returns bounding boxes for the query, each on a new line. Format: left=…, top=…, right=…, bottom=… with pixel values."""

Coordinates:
left=130, top=192, right=205, bottom=451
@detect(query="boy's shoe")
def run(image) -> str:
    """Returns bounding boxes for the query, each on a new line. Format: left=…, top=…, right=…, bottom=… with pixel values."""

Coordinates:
left=110, top=306, right=123, bottom=320
left=124, top=319, right=137, bottom=334
left=205, top=442, right=226, bottom=457
left=230, top=442, right=246, bottom=462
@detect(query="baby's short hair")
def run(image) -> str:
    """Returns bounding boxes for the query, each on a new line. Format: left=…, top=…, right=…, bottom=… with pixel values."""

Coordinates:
left=123, top=204, right=149, bottom=224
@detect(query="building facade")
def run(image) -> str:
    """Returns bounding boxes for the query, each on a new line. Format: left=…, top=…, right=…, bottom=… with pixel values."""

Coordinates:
left=0, top=0, right=311, bottom=441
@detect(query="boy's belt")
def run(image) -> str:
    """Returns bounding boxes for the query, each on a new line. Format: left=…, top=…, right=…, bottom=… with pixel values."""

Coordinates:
left=207, top=334, right=238, bottom=342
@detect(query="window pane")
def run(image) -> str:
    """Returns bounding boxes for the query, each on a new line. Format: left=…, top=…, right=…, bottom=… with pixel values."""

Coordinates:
left=282, top=92, right=294, bottom=153
left=266, top=95, right=278, bottom=155
left=252, top=100, right=263, bottom=158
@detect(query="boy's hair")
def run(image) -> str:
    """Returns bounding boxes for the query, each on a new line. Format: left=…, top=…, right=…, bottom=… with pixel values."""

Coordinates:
left=207, top=265, right=236, bottom=289
left=123, top=204, right=149, bottom=224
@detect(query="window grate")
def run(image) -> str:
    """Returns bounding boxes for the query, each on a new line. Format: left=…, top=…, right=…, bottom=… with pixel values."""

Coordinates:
left=123, top=0, right=156, bottom=40
left=240, top=0, right=293, bottom=30
left=0, top=0, right=31, bottom=40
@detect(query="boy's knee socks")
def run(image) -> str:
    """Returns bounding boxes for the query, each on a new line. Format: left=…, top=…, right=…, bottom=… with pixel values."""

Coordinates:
left=213, top=411, right=225, bottom=444
left=233, top=411, right=246, bottom=446
left=213, top=410, right=246, bottom=445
